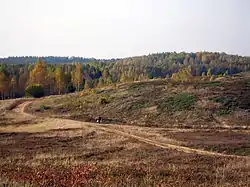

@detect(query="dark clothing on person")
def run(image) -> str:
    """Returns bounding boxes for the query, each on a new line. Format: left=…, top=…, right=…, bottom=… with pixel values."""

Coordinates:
left=96, top=116, right=102, bottom=123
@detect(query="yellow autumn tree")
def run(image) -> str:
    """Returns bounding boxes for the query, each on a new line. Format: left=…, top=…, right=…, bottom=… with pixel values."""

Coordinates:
left=73, top=63, right=83, bottom=91
left=55, top=66, right=66, bottom=94
left=0, top=68, right=10, bottom=99
left=171, top=67, right=193, bottom=83
left=10, top=76, right=17, bottom=98
left=29, top=59, right=48, bottom=87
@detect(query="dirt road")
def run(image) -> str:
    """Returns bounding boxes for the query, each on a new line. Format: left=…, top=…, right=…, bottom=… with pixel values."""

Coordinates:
left=16, top=101, right=249, bottom=158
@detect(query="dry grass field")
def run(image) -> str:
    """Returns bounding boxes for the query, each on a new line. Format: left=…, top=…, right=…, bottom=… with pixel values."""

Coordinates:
left=0, top=78, right=250, bottom=186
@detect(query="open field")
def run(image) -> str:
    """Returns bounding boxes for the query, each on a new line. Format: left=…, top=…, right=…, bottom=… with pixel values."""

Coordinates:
left=0, top=78, right=250, bottom=186
left=1, top=126, right=249, bottom=186
left=166, top=130, right=250, bottom=156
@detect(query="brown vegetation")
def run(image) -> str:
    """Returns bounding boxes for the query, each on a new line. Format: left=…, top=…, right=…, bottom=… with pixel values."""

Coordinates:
left=27, top=77, right=250, bottom=129
left=0, top=117, right=249, bottom=186
left=0, top=77, right=250, bottom=186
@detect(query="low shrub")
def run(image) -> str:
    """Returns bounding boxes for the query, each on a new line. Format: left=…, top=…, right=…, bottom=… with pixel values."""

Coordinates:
left=99, top=97, right=110, bottom=105
left=216, top=98, right=238, bottom=115
left=157, top=93, right=196, bottom=112
left=67, top=83, right=76, bottom=93
left=209, top=97, right=224, bottom=103
left=40, top=105, right=50, bottom=112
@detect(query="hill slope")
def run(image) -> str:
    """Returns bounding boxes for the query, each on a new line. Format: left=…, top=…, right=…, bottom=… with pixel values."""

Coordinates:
left=27, top=77, right=250, bottom=129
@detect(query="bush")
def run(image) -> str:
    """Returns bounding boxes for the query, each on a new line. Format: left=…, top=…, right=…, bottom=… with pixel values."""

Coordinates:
left=40, top=105, right=50, bottom=112
left=25, top=84, right=44, bottom=98
left=99, top=97, right=110, bottom=105
left=158, top=93, right=196, bottom=112
left=67, top=83, right=76, bottom=93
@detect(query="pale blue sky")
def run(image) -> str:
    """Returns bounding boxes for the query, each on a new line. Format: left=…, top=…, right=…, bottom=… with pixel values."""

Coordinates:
left=0, top=0, right=249, bottom=58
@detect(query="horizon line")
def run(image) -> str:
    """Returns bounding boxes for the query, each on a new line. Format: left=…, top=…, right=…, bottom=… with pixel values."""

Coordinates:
left=0, top=50, right=250, bottom=59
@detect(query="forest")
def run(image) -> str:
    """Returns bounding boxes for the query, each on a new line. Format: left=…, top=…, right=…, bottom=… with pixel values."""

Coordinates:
left=0, top=52, right=250, bottom=99
left=0, top=56, right=118, bottom=64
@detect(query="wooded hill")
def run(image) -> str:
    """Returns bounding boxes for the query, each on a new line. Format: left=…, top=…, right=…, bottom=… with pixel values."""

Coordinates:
left=0, top=52, right=250, bottom=99
left=0, top=56, right=118, bottom=64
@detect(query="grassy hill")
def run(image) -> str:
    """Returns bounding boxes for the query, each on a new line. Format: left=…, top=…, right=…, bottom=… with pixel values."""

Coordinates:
left=24, top=75, right=250, bottom=156
left=27, top=76, right=250, bottom=129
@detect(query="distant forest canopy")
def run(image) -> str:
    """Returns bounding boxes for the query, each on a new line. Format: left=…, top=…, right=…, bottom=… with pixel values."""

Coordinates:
left=0, top=56, right=119, bottom=64
left=0, top=51, right=250, bottom=99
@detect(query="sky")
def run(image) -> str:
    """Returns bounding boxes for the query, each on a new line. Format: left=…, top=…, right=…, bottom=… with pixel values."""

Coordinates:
left=0, top=0, right=250, bottom=58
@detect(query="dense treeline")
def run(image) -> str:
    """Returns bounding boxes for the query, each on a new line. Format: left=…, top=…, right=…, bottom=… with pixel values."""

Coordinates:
left=0, top=52, right=250, bottom=99
left=0, top=56, right=119, bottom=64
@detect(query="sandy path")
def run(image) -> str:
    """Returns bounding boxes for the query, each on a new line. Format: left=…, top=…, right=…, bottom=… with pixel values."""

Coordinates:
left=15, top=101, right=249, bottom=158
